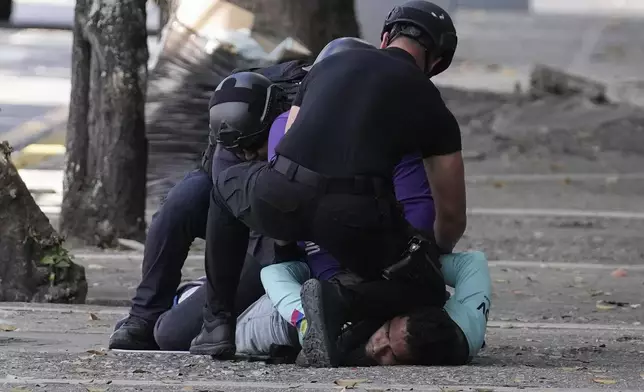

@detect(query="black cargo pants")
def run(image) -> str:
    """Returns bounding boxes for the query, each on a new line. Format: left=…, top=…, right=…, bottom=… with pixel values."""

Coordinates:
left=203, top=156, right=443, bottom=323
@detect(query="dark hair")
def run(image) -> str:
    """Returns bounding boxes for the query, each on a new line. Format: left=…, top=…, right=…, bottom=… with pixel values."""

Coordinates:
left=404, top=307, right=459, bottom=365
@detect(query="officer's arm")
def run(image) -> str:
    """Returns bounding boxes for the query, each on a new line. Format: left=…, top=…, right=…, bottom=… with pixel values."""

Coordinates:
left=418, top=93, right=466, bottom=252
left=284, top=71, right=310, bottom=134
left=284, top=106, right=300, bottom=134
left=423, top=152, right=466, bottom=252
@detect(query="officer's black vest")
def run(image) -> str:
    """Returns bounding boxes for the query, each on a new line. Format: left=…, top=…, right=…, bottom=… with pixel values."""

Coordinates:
left=200, top=59, right=310, bottom=176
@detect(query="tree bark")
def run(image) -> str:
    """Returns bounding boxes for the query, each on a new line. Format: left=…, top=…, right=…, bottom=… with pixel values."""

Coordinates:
left=61, top=0, right=149, bottom=247
left=229, top=0, right=362, bottom=54
left=0, top=143, right=88, bottom=303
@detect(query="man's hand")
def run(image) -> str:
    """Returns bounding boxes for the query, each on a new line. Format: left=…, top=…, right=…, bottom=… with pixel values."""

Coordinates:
left=422, top=152, right=466, bottom=252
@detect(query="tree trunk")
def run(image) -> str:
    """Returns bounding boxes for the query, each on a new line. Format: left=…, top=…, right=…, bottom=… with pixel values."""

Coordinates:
left=229, top=0, right=362, bottom=54
left=0, top=143, right=88, bottom=303
left=60, top=0, right=149, bottom=247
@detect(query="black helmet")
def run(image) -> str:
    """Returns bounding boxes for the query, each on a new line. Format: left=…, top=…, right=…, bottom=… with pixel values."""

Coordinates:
left=302, top=37, right=376, bottom=71
left=381, top=0, right=458, bottom=77
left=208, top=72, right=283, bottom=154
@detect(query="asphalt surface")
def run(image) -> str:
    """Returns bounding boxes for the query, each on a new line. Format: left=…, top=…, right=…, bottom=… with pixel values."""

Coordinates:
left=2, top=5, right=644, bottom=392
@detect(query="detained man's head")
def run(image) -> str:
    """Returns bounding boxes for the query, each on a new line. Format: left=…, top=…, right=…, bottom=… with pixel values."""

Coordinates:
left=362, top=307, right=458, bottom=366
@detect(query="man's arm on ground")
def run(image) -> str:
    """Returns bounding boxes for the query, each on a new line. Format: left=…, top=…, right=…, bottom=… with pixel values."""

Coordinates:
left=423, top=152, right=467, bottom=252
left=441, top=251, right=492, bottom=357
left=260, top=261, right=310, bottom=328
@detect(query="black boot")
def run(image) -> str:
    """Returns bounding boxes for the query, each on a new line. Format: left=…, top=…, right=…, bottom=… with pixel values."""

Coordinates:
left=108, top=315, right=159, bottom=350
left=189, top=315, right=236, bottom=358
left=300, top=279, right=351, bottom=368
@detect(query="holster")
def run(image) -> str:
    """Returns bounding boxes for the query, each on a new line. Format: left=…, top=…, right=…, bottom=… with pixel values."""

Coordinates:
left=382, top=235, right=446, bottom=302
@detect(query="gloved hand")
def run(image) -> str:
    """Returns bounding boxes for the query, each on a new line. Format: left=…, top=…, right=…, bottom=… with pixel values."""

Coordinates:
left=273, top=241, right=307, bottom=264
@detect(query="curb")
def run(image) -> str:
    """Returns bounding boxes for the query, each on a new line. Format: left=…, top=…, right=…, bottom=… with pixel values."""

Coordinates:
left=1, top=106, right=67, bottom=150
left=2, top=106, right=67, bottom=169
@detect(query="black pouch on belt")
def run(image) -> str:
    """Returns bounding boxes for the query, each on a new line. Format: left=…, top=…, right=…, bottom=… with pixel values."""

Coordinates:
left=382, top=235, right=447, bottom=305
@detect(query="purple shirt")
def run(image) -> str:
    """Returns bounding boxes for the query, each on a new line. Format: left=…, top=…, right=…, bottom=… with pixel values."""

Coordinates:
left=268, top=110, right=435, bottom=280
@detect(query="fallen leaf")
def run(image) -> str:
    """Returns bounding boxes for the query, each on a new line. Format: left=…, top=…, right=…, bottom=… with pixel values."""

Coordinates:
left=10, top=388, right=31, bottom=392
left=611, top=268, right=628, bottom=278
left=86, top=349, right=107, bottom=356
left=550, top=162, right=563, bottom=171
left=494, top=279, right=508, bottom=284
left=474, top=389, right=495, bottom=392
left=88, top=313, right=100, bottom=321
left=334, top=379, right=368, bottom=388
left=640, top=373, right=644, bottom=379
left=596, top=301, right=617, bottom=310
left=132, top=369, right=148, bottom=374
left=0, top=324, right=17, bottom=332
left=561, top=367, right=582, bottom=372
left=181, top=387, right=194, bottom=391
left=492, top=181, right=504, bottom=188
left=593, top=378, right=616, bottom=385
left=86, top=388, right=107, bottom=392
left=588, top=289, right=604, bottom=297
left=604, top=300, right=629, bottom=307
left=563, top=177, right=572, bottom=185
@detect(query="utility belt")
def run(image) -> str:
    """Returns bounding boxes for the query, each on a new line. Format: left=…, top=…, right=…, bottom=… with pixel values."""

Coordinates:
left=270, top=155, right=393, bottom=197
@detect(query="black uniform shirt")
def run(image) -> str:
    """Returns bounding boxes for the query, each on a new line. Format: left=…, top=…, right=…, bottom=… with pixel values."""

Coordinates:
left=275, top=47, right=461, bottom=178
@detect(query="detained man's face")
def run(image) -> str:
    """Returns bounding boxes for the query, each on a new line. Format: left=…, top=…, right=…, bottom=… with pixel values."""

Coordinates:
left=237, top=141, right=269, bottom=161
left=364, top=316, right=412, bottom=365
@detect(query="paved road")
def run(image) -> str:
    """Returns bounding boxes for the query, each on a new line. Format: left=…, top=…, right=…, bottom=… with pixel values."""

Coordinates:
left=1, top=4, right=644, bottom=391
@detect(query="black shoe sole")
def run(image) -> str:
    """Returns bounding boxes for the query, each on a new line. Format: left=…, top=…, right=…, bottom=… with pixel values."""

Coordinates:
left=189, top=342, right=236, bottom=358
left=301, top=279, right=337, bottom=368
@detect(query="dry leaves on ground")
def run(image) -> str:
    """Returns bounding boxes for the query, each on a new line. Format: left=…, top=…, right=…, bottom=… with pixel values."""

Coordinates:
left=593, top=378, right=617, bottom=385
left=334, top=379, right=369, bottom=389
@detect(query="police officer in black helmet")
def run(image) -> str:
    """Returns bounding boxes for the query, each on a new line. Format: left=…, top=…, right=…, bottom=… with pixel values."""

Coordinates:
left=191, top=1, right=467, bottom=361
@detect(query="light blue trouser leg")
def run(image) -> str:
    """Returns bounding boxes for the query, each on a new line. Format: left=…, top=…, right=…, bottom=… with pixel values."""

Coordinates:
left=260, top=261, right=310, bottom=342
left=235, top=294, right=298, bottom=355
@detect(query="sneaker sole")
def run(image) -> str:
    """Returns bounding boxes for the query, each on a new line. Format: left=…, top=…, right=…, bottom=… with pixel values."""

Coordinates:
left=189, top=342, right=236, bottom=358
left=301, top=280, right=336, bottom=368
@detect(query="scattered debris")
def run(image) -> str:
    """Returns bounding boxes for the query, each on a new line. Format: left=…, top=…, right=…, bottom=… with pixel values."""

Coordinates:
left=616, top=336, right=641, bottom=342
left=604, top=300, right=630, bottom=307
left=89, top=313, right=100, bottom=321
left=596, top=300, right=631, bottom=310
left=587, top=289, right=604, bottom=297
left=611, top=268, right=628, bottom=278
left=86, top=349, right=107, bottom=356
left=334, top=379, right=369, bottom=389
left=0, top=324, right=17, bottom=332
left=592, top=378, right=617, bottom=385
